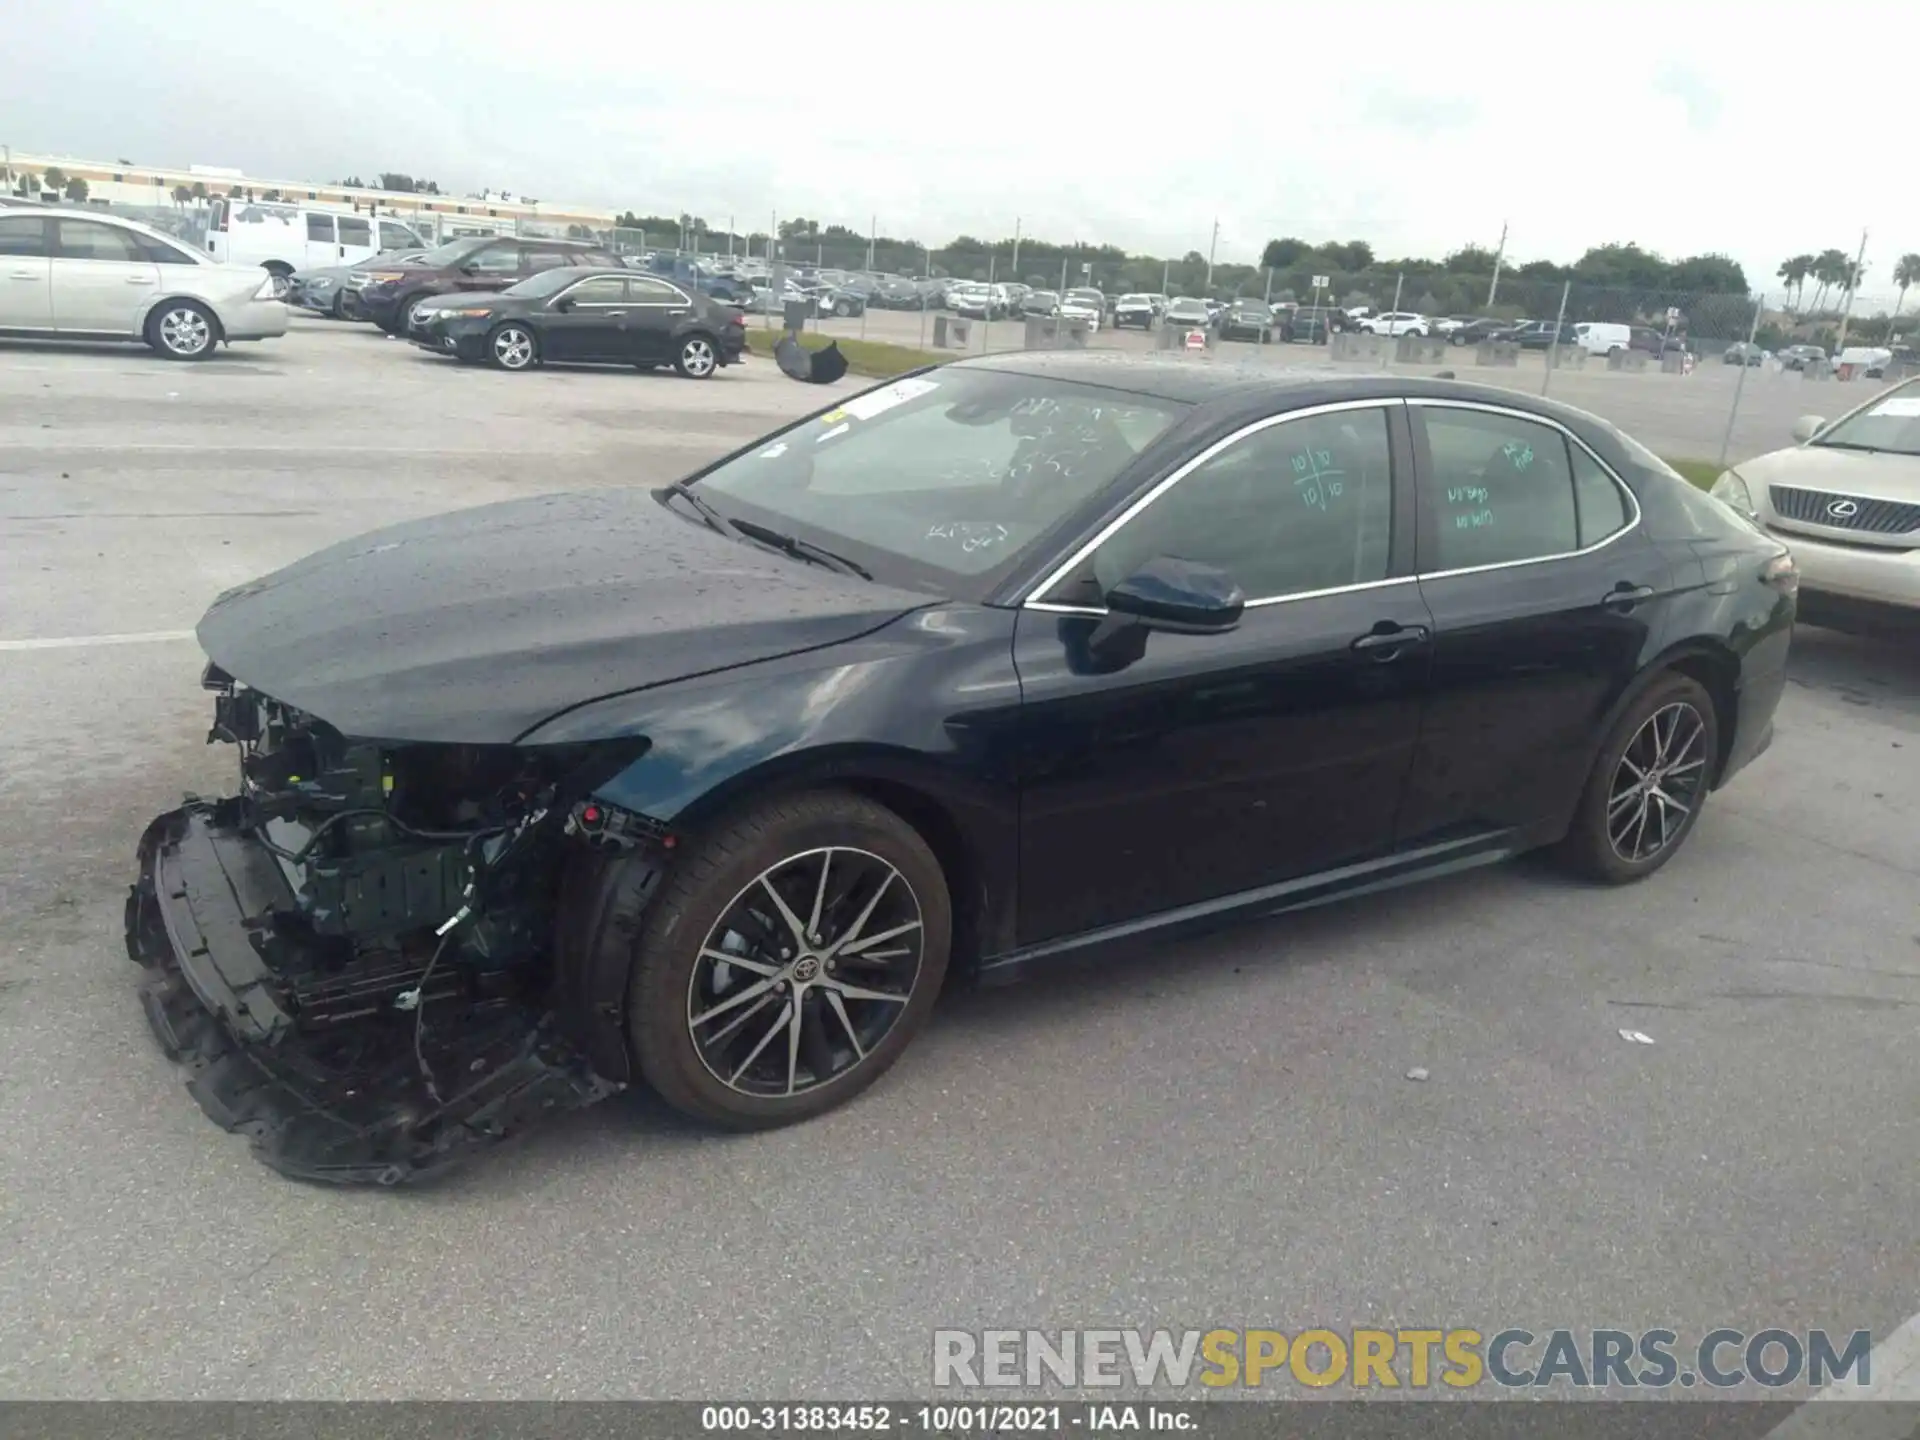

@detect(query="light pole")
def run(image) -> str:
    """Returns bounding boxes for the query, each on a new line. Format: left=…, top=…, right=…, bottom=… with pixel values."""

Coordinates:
left=1205, top=218, right=1219, bottom=289
left=1834, top=229, right=1869, bottom=354
left=1486, top=220, right=1508, bottom=308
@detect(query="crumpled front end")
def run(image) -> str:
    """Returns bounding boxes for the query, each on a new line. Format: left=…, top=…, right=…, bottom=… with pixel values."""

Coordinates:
left=123, top=665, right=656, bottom=1185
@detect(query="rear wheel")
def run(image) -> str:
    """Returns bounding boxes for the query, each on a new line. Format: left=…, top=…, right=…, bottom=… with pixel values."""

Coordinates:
left=487, top=323, right=538, bottom=371
left=147, top=301, right=219, bottom=361
left=624, top=790, right=951, bottom=1129
left=1556, top=673, right=1718, bottom=884
left=833, top=298, right=853, bottom=318
left=675, top=334, right=719, bottom=378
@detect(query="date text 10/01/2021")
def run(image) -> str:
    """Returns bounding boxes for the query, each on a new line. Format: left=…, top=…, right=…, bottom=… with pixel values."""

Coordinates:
left=700, top=1405, right=1195, bottom=1433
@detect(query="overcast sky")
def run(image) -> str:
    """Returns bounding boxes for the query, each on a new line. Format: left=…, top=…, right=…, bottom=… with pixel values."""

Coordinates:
left=4, top=0, right=1913, bottom=299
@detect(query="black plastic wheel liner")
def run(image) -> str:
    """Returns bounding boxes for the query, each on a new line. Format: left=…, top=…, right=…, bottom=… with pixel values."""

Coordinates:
left=126, top=805, right=621, bottom=1186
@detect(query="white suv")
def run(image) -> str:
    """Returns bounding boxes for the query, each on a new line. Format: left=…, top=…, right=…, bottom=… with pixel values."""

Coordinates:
left=1361, top=311, right=1430, bottom=337
left=0, top=207, right=289, bottom=360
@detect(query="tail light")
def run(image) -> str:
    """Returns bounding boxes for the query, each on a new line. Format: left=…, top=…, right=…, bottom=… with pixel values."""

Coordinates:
left=1762, top=552, right=1799, bottom=598
left=729, top=312, right=745, bottom=328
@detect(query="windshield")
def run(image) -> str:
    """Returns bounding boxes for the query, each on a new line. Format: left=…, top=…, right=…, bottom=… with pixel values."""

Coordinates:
left=414, top=239, right=485, bottom=267
left=502, top=268, right=593, bottom=298
left=1811, top=379, right=1920, bottom=457
left=690, top=367, right=1189, bottom=594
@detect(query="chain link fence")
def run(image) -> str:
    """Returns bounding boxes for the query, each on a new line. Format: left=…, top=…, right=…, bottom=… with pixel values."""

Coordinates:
left=70, top=180, right=1913, bottom=469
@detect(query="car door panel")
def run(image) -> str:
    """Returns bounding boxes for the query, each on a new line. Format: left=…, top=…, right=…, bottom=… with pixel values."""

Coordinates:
left=542, top=276, right=631, bottom=361
left=1013, top=400, right=1428, bottom=945
left=0, top=214, right=54, bottom=329
left=626, top=276, right=691, bottom=362
left=49, top=219, right=160, bottom=335
left=1394, top=401, right=1684, bottom=847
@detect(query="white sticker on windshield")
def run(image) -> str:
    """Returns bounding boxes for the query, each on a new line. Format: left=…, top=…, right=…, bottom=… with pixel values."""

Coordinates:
left=816, top=423, right=850, bottom=444
left=841, top=377, right=939, bottom=422
left=758, top=442, right=788, bottom=458
left=1868, top=397, right=1920, bottom=417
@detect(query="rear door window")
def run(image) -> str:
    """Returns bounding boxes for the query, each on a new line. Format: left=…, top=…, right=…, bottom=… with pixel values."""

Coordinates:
left=306, top=213, right=335, bottom=243
left=338, top=216, right=372, bottom=248
left=1418, top=407, right=1580, bottom=571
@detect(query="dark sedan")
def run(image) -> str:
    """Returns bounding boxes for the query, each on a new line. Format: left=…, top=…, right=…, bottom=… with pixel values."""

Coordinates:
left=1446, top=317, right=1511, bottom=347
left=128, top=355, right=1793, bottom=1183
left=1283, top=306, right=1335, bottom=342
left=413, top=267, right=746, bottom=376
left=1219, top=300, right=1275, bottom=343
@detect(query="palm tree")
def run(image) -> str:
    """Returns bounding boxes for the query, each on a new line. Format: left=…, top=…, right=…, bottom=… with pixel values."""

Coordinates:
left=63, top=176, right=88, bottom=202
left=1776, top=254, right=1814, bottom=312
left=190, top=181, right=208, bottom=204
left=171, top=184, right=193, bottom=209
left=42, top=166, right=67, bottom=196
left=1808, top=248, right=1851, bottom=313
left=1891, top=253, right=1920, bottom=333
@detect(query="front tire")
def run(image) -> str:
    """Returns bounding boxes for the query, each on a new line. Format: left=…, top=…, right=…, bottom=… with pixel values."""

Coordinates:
left=1556, top=673, right=1718, bottom=884
left=833, top=299, right=853, bottom=318
left=674, top=334, right=719, bottom=378
left=487, top=323, right=539, bottom=371
left=625, top=789, right=952, bottom=1129
left=147, top=301, right=219, bottom=361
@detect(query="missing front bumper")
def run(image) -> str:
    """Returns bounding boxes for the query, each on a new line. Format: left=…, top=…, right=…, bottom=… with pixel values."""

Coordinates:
left=125, top=803, right=619, bottom=1185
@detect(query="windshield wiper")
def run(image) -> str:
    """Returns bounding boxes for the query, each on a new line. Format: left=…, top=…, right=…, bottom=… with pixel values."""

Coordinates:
left=730, top=517, right=873, bottom=581
left=1811, top=440, right=1885, bottom=453
left=658, top=480, right=743, bottom=540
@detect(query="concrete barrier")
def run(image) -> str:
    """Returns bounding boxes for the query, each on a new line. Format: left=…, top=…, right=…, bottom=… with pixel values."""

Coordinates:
left=1547, top=346, right=1587, bottom=370
left=1332, top=332, right=1389, bottom=362
left=1474, top=341, right=1520, bottom=367
left=1660, top=351, right=1688, bottom=375
left=932, top=315, right=971, bottom=349
left=1802, top=361, right=1831, bottom=381
left=1394, top=336, right=1447, bottom=365
left=1607, top=349, right=1650, bottom=372
left=1023, top=317, right=1089, bottom=350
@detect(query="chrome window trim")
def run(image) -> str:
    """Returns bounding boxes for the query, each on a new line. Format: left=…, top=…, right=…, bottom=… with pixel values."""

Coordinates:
left=1403, top=398, right=1643, bottom=582
left=1019, top=398, right=1404, bottom=613
left=1020, top=395, right=1648, bottom=616
left=626, top=276, right=692, bottom=306
left=551, top=275, right=633, bottom=308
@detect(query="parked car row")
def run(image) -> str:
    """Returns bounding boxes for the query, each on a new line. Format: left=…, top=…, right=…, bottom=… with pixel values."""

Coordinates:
left=280, top=233, right=748, bottom=378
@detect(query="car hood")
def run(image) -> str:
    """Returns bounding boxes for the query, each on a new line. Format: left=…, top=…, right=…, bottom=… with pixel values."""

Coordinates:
left=1738, top=445, right=1920, bottom=502
left=197, top=488, right=932, bottom=745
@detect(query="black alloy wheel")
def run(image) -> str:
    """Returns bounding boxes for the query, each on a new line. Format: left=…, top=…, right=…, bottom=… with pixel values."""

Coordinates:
left=622, top=790, right=951, bottom=1127
left=1558, top=673, right=1718, bottom=883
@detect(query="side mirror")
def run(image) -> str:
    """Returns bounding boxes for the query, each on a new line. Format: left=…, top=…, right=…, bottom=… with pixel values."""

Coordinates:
left=1792, top=414, right=1826, bottom=443
left=553, top=297, right=574, bottom=313
left=1103, top=556, right=1244, bottom=635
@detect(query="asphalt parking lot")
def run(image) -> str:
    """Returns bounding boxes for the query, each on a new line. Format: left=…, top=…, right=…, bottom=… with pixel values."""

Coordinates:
left=809, top=307, right=1875, bottom=466
left=1, top=319, right=1916, bottom=1401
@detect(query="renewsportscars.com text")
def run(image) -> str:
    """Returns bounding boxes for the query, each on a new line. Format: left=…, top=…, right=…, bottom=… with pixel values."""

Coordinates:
left=932, top=1327, right=1874, bottom=1391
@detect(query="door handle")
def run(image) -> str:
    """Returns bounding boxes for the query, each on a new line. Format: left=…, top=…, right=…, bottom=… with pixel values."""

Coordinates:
left=9, top=271, right=38, bottom=280
left=125, top=275, right=152, bottom=284
left=1351, top=624, right=1429, bottom=659
left=1601, top=584, right=1656, bottom=612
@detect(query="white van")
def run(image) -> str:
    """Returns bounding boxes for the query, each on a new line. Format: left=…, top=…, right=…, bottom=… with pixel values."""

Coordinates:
left=1574, top=322, right=1631, bottom=356
left=204, top=199, right=428, bottom=279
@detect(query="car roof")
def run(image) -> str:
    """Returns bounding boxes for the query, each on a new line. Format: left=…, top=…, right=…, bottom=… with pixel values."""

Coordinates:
left=950, top=351, right=1617, bottom=425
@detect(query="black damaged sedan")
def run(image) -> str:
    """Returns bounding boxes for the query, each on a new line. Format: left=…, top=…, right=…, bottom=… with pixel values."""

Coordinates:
left=414, top=266, right=746, bottom=377
left=128, top=353, right=1796, bottom=1183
